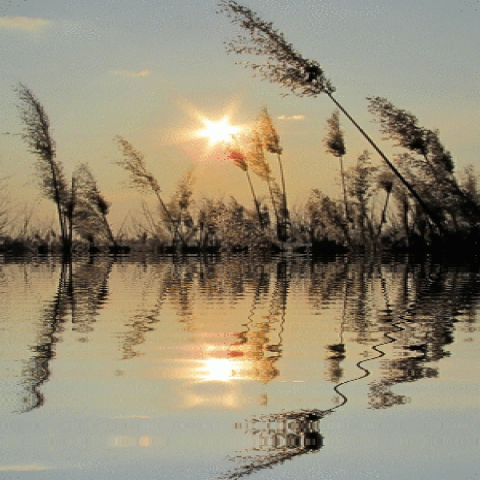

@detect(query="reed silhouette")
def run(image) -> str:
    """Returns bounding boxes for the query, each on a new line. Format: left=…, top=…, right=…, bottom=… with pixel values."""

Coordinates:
left=16, top=84, right=74, bottom=254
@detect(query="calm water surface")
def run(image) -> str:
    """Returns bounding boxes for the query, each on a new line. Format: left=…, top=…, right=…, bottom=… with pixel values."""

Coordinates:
left=1, top=254, right=479, bottom=480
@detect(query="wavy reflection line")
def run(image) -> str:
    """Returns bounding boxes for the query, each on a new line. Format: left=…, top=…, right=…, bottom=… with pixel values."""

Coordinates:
left=327, top=268, right=407, bottom=413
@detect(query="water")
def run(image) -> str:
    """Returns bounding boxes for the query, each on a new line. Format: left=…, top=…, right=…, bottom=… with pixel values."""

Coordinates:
left=1, top=254, right=479, bottom=480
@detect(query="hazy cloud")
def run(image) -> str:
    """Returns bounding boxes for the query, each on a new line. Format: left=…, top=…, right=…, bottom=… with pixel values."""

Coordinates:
left=0, top=16, right=52, bottom=32
left=112, top=69, right=151, bottom=78
left=0, top=465, right=50, bottom=471
left=277, top=114, right=306, bottom=121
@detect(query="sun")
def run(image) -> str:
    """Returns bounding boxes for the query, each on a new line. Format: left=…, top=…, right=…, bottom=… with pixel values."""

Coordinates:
left=196, top=117, right=241, bottom=147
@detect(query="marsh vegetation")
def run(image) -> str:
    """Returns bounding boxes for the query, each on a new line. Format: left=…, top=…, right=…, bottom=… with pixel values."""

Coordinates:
left=1, top=84, right=479, bottom=259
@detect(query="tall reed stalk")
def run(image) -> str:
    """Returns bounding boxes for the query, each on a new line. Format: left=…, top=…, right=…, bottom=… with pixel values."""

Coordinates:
left=257, top=107, right=289, bottom=241
left=16, top=84, right=73, bottom=253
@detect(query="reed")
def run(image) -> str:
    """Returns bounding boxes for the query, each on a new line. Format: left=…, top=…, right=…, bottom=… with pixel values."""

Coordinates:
left=115, top=136, right=186, bottom=247
left=74, top=164, right=117, bottom=248
left=324, top=110, right=350, bottom=229
left=257, top=107, right=289, bottom=241
left=226, top=136, right=265, bottom=230
left=16, top=84, right=74, bottom=253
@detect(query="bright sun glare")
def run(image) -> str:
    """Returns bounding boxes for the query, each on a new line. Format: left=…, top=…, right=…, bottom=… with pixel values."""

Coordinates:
left=196, top=117, right=241, bottom=147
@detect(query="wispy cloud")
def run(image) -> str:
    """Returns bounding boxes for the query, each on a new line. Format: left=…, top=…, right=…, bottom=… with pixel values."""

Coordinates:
left=112, top=69, right=151, bottom=78
left=0, top=16, right=52, bottom=32
left=277, top=114, right=306, bottom=121
left=0, top=465, right=50, bottom=471
left=113, top=415, right=151, bottom=419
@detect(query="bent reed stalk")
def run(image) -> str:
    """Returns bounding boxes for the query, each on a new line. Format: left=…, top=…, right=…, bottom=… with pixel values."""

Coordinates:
left=115, top=136, right=186, bottom=246
left=16, top=83, right=73, bottom=253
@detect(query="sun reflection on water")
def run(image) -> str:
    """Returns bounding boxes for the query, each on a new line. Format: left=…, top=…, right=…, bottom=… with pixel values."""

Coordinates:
left=198, top=358, right=240, bottom=382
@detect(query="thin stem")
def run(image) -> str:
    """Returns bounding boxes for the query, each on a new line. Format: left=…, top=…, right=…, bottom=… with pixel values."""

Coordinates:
left=266, top=177, right=280, bottom=225
left=276, top=152, right=288, bottom=241
left=326, top=92, right=445, bottom=235
left=245, top=169, right=264, bottom=229
left=276, top=153, right=288, bottom=213
left=339, top=155, right=349, bottom=223
left=376, top=189, right=391, bottom=242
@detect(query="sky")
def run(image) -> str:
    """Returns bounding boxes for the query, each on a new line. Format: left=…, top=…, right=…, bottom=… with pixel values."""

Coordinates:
left=0, top=0, right=479, bottom=231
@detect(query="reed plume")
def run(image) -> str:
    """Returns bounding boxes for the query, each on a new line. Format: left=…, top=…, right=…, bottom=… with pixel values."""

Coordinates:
left=324, top=110, right=349, bottom=225
left=74, top=163, right=117, bottom=247
left=217, top=0, right=334, bottom=97
left=115, top=136, right=185, bottom=246
left=167, top=168, right=197, bottom=243
left=368, top=96, right=480, bottom=227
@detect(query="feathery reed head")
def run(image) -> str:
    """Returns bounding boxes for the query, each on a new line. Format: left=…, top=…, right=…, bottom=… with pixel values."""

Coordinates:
left=324, top=110, right=346, bottom=158
left=228, top=150, right=248, bottom=171
left=217, top=0, right=335, bottom=97
left=377, top=170, right=395, bottom=193
left=226, top=136, right=248, bottom=171
left=257, top=106, right=282, bottom=154
left=16, top=83, right=56, bottom=162
left=16, top=83, right=69, bottom=206
left=246, top=129, right=272, bottom=181
left=115, top=136, right=161, bottom=193
left=367, top=96, right=429, bottom=155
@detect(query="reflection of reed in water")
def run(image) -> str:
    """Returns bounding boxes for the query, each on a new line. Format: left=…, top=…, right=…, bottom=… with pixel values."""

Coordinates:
left=227, top=261, right=288, bottom=383
left=120, top=256, right=251, bottom=359
left=221, top=410, right=326, bottom=480
left=325, top=272, right=349, bottom=383
left=20, top=257, right=112, bottom=413
left=368, top=263, right=480, bottom=409
left=121, top=261, right=171, bottom=359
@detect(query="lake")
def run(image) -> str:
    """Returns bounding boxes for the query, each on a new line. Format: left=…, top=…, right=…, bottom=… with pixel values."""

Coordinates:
left=1, top=254, right=479, bottom=480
